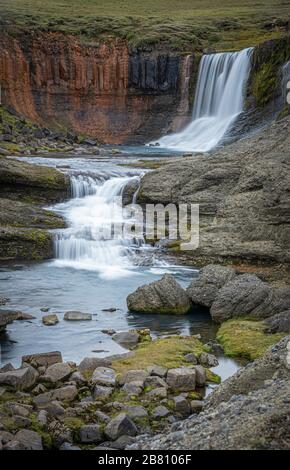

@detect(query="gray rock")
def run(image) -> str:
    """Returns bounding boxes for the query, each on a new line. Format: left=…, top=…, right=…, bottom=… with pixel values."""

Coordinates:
left=93, top=385, right=113, bottom=400
left=184, top=353, right=198, bottom=364
left=112, top=331, right=140, bottom=349
left=14, top=415, right=32, bottom=428
left=119, top=369, right=149, bottom=386
left=122, top=382, right=143, bottom=396
left=0, top=430, right=13, bottom=445
left=0, top=366, right=38, bottom=391
left=124, top=405, right=148, bottom=420
left=37, top=410, right=48, bottom=427
left=173, top=396, right=191, bottom=416
left=41, top=362, right=72, bottom=383
left=10, top=429, right=43, bottom=450
left=127, top=274, right=191, bottom=315
left=187, top=265, right=236, bottom=307
left=152, top=406, right=170, bottom=419
left=264, top=311, right=290, bottom=333
left=78, top=357, right=111, bottom=373
left=64, top=311, right=92, bottom=321
left=21, top=351, right=62, bottom=368
left=147, top=364, right=168, bottom=378
left=147, top=387, right=167, bottom=398
left=190, top=400, right=204, bottom=413
left=95, top=411, right=110, bottom=423
left=199, top=352, right=219, bottom=368
left=33, top=385, right=78, bottom=405
left=91, top=367, right=116, bottom=387
left=194, top=365, right=207, bottom=387
left=5, top=402, right=31, bottom=417
left=0, top=309, right=19, bottom=331
left=144, top=376, right=168, bottom=389
left=105, top=413, right=137, bottom=440
left=43, top=401, right=65, bottom=417
left=60, top=442, right=81, bottom=450
left=0, top=363, right=15, bottom=372
left=70, top=371, right=86, bottom=385
left=166, top=367, right=196, bottom=392
left=79, top=424, right=103, bottom=444
left=32, top=383, right=47, bottom=395
left=42, top=314, right=59, bottom=326
left=112, top=435, right=136, bottom=450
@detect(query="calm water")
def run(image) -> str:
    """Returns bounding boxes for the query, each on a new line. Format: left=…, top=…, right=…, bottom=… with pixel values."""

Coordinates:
left=0, top=150, right=241, bottom=380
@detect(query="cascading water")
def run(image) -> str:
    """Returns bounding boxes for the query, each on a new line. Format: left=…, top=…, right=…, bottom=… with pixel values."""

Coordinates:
left=54, top=173, right=145, bottom=279
left=153, top=47, right=253, bottom=152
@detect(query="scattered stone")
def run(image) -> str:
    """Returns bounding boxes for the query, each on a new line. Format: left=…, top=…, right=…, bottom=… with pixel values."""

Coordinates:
left=152, top=406, right=170, bottom=419
left=64, top=311, right=92, bottom=321
left=127, top=274, right=191, bottom=315
left=187, top=265, right=236, bottom=308
left=119, top=369, right=149, bottom=386
left=105, top=413, right=137, bottom=440
left=111, top=435, right=136, bottom=449
left=41, top=362, right=72, bottom=383
left=37, top=410, right=48, bottom=427
left=147, top=387, right=167, bottom=398
left=102, top=308, right=117, bottom=312
left=0, top=366, right=38, bottom=391
left=95, top=411, right=110, bottom=423
left=60, top=442, right=81, bottom=450
left=199, top=352, right=219, bottom=367
left=22, top=351, right=62, bottom=368
left=124, top=405, right=148, bottom=420
left=42, top=314, right=59, bottom=326
left=194, top=365, right=207, bottom=387
left=101, top=329, right=116, bottom=335
left=190, top=400, right=204, bottom=412
left=91, top=367, right=116, bottom=387
left=166, top=367, right=196, bottom=392
left=14, top=415, right=32, bottom=428
left=78, top=357, right=111, bottom=373
left=144, top=376, right=167, bottom=389
left=32, top=383, right=47, bottom=395
left=9, top=429, right=43, bottom=450
left=70, top=371, right=86, bottom=385
left=173, top=396, right=191, bottom=416
left=93, top=385, right=113, bottom=400
left=147, top=364, right=168, bottom=378
left=33, top=385, right=78, bottom=405
left=122, top=382, right=143, bottom=396
left=16, top=312, right=36, bottom=320
left=40, top=307, right=50, bottom=312
left=43, top=401, right=65, bottom=417
left=112, top=331, right=140, bottom=349
left=79, top=424, right=103, bottom=444
left=184, top=353, right=198, bottom=364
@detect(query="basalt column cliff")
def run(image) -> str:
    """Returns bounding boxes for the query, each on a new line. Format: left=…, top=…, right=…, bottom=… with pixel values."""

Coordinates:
left=0, top=32, right=191, bottom=144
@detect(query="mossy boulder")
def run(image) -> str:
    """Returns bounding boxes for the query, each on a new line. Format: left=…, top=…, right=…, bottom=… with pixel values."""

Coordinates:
left=0, top=227, right=54, bottom=261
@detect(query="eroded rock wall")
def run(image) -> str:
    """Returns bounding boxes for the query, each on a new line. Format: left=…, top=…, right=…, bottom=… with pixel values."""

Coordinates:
left=0, top=32, right=190, bottom=144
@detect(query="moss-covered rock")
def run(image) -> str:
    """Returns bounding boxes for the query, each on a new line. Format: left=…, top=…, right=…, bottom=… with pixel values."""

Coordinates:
left=217, top=319, right=285, bottom=360
left=0, top=227, right=54, bottom=261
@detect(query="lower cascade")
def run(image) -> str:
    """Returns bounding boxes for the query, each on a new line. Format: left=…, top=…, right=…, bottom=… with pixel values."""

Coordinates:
left=53, top=173, right=144, bottom=279
left=153, top=47, right=253, bottom=152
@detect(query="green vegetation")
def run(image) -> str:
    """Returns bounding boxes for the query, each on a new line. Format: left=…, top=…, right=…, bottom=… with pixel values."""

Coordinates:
left=217, top=319, right=285, bottom=360
left=112, top=335, right=209, bottom=374
left=0, top=0, right=289, bottom=51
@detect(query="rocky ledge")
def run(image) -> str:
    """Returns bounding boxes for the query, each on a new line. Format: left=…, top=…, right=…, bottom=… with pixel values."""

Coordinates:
left=0, top=157, right=69, bottom=261
left=129, top=335, right=290, bottom=450
left=137, top=115, right=290, bottom=266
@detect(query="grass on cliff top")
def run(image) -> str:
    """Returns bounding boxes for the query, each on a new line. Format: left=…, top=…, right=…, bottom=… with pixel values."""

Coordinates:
left=217, top=319, right=285, bottom=360
left=112, top=335, right=208, bottom=374
left=0, top=0, right=289, bottom=51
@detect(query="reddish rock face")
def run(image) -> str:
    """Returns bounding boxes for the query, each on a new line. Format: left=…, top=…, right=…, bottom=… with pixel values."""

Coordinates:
left=0, top=32, right=190, bottom=144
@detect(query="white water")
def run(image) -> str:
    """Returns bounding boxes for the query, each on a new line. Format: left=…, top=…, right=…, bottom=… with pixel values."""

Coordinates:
left=153, top=47, right=253, bottom=152
left=53, top=173, right=145, bottom=279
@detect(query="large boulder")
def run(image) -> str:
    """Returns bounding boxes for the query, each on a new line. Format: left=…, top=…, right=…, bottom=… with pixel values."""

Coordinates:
left=33, top=385, right=78, bottom=405
left=4, top=429, right=43, bottom=450
left=79, top=424, right=103, bottom=444
left=166, top=367, right=196, bottom=392
left=105, top=413, right=137, bottom=440
left=127, top=274, right=191, bottom=314
left=91, top=367, right=116, bottom=387
left=0, top=366, right=38, bottom=391
left=210, top=274, right=290, bottom=323
left=186, top=265, right=236, bottom=307
left=78, top=357, right=111, bottom=373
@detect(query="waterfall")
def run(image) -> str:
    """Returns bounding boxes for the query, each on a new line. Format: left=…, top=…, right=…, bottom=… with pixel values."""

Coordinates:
left=53, top=173, right=145, bottom=279
left=153, top=47, right=253, bottom=152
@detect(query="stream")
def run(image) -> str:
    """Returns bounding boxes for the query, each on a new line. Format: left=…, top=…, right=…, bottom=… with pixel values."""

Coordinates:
left=0, top=149, right=242, bottom=386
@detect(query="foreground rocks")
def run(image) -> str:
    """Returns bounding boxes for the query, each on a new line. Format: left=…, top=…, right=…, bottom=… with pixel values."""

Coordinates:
left=129, top=336, right=290, bottom=450
left=0, top=335, right=219, bottom=450
left=127, top=274, right=191, bottom=314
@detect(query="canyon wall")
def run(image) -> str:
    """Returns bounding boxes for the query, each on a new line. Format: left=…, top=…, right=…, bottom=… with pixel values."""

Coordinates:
left=0, top=32, right=192, bottom=144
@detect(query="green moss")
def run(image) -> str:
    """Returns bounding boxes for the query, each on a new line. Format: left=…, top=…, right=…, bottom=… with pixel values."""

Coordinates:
left=217, top=319, right=285, bottom=360
left=1, top=416, right=17, bottom=432
left=30, top=414, right=53, bottom=449
left=205, top=369, right=221, bottom=384
left=112, top=335, right=207, bottom=375
left=252, top=62, right=278, bottom=107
